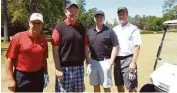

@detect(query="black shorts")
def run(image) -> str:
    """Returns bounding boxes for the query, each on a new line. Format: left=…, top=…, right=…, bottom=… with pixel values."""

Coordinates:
left=114, top=55, right=138, bottom=90
left=14, top=69, right=44, bottom=92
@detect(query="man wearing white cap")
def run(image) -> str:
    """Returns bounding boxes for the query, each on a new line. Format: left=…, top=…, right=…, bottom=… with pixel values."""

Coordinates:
left=5, top=13, right=48, bottom=92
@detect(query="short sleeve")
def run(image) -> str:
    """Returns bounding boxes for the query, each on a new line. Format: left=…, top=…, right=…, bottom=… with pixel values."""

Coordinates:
left=132, top=28, right=142, bottom=45
left=51, top=29, right=61, bottom=46
left=110, top=30, right=119, bottom=47
left=6, top=34, right=20, bottom=59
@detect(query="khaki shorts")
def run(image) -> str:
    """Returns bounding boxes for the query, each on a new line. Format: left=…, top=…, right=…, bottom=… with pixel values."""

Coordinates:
left=89, top=59, right=112, bottom=88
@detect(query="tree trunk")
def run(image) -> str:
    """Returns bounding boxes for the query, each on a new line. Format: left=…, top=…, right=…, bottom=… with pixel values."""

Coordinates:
left=64, top=0, right=67, bottom=8
left=3, top=0, right=10, bottom=42
left=29, top=0, right=37, bottom=14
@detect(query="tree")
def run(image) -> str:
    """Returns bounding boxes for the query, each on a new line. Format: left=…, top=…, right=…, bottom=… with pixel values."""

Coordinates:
left=3, top=0, right=66, bottom=32
left=76, top=0, right=97, bottom=30
left=2, top=0, right=10, bottom=42
left=162, top=0, right=177, bottom=20
left=29, top=0, right=37, bottom=14
left=162, top=0, right=177, bottom=14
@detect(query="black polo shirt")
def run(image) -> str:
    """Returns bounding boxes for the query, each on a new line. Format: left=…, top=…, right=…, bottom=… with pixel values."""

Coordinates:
left=87, top=25, right=119, bottom=59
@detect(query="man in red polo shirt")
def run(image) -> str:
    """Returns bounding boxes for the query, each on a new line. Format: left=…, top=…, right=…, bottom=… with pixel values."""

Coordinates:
left=5, top=13, right=48, bottom=92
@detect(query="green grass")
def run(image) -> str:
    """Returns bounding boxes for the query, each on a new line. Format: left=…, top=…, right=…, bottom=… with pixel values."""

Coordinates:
left=1, top=42, right=9, bottom=64
left=1, top=33, right=177, bottom=92
left=140, top=29, right=177, bottom=34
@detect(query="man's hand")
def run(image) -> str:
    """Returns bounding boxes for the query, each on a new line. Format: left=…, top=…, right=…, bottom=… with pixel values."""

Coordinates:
left=8, top=79, right=16, bottom=92
left=129, top=62, right=137, bottom=72
left=56, top=69, right=64, bottom=81
left=108, top=59, right=114, bottom=70
left=86, top=64, right=92, bottom=76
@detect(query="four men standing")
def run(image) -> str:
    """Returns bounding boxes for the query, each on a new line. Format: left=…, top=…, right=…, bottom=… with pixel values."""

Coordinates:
left=5, top=2, right=142, bottom=92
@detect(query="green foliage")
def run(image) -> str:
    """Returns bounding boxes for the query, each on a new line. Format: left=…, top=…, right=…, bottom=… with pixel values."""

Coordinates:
left=4, top=0, right=65, bottom=29
left=129, top=15, right=163, bottom=31
left=105, top=21, right=117, bottom=29
left=76, top=0, right=97, bottom=30
left=37, top=0, right=65, bottom=29
left=140, top=30, right=163, bottom=34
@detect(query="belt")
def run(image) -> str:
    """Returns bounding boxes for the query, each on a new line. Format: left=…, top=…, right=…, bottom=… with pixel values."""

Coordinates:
left=116, top=54, right=133, bottom=60
left=92, top=57, right=109, bottom=61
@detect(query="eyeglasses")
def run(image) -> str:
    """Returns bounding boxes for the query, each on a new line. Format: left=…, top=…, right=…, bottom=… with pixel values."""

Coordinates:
left=31, top=21, right=42, bottom=25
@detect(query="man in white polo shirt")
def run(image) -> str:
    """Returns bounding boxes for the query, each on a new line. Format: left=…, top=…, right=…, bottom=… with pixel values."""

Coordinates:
left=113, top=7, right=142, bottom=92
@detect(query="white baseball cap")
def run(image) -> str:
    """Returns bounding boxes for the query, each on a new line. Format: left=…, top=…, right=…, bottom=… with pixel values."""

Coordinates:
left=30, top=13, right=44, bottom=23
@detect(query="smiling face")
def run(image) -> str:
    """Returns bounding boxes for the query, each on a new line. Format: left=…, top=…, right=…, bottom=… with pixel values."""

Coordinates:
left=65, top=5, right=78, bottom=21
left=29, top=20, right=43, bottom=36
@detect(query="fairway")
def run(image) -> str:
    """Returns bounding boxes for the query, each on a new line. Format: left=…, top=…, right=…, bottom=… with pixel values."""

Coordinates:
left=1, top=33, right=177, bottom=92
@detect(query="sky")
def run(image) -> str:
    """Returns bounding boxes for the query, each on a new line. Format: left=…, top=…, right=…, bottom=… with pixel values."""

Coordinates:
left=71, top=0, right=165, bottom=23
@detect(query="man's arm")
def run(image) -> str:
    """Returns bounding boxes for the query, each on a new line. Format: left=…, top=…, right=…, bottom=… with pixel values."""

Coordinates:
left=52, top=46, right=61, bottom=71
left=129, top=28, right=141, bottom=72
left=5, top=34, right=20, bottom=92
left=109, top=46, right=119, bottom=64
left=85, top=46, right=91, bottom=65
left=131, top=28, right=141, bottom=65
left=52, top=46, right=64, bottom=80
left=132, top=45, right=140, bottom=64
left=109, top=30, right=119, bottom=64
left=5, top=58, right=16, bottom=92
left=129, top=45, right=140, bottom=72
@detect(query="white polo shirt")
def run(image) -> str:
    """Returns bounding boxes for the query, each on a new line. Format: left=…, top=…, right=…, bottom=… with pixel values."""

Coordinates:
left=113, top=23, right=142, bottom=56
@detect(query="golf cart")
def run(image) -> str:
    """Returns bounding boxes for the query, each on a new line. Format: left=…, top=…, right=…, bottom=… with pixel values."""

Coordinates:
left=140, top=20, right=177, bottom=92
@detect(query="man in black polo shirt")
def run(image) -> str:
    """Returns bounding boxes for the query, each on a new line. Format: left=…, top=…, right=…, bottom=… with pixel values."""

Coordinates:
left=87, top=11, right=119, bottom=92
left=51, top=3, right=90, bottom=92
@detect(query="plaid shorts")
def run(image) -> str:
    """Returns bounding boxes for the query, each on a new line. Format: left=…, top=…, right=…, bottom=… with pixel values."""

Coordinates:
left=55, top=65, right=85, bottom=92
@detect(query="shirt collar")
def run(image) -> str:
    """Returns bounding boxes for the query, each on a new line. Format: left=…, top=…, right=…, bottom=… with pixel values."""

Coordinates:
left=120, top=22, right=130, bottom=28
left=94, top=24, right=109, bottom=32
left=26, top=30, right=41, bottom=38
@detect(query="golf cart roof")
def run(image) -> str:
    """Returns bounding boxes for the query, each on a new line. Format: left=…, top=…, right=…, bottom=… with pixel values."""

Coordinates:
left=163, top=20, right=177, bottom=25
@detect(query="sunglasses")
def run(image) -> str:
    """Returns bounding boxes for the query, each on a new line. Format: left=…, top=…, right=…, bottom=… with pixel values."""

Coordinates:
left=31, top=21, right=42, bottom=24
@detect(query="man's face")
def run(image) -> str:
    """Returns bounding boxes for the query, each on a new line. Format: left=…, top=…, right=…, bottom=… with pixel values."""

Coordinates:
left=118, top=10, right=128, bottom=23
left=65, top=5, right=78, bottom=21
left=95, top=14, right=104, bottom=25
left=29, top=20, right=43, bottom=34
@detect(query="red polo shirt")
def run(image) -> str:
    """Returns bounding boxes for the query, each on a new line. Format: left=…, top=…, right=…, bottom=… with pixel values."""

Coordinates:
left=51, top=19, right=88, bottom=46
left=6, top=31, right=48, bottom=72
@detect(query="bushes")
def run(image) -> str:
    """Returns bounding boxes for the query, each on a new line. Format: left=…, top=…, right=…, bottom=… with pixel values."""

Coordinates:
left=140, top=30, right=163, bottom=34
